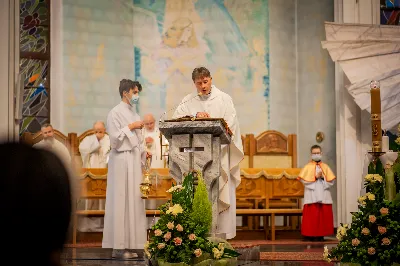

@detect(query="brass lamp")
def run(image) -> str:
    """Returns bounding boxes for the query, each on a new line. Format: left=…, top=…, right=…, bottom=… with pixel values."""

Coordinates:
left=140, top=157, right=152, bottom=199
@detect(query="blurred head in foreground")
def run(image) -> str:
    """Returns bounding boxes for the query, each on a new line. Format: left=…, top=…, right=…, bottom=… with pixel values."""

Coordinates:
left=0, top=142, right=72, bottom=266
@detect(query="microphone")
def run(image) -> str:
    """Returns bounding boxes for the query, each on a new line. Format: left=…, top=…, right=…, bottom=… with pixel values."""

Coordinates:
left=159, top=92, right=203, bottom=123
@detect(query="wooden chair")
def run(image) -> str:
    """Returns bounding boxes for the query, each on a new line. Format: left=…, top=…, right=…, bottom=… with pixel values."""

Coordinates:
left=237, top=135, right=255, bottom=228
left=72, top=168, right=107, bottom=245
left=21, top=129, right=73, bottom=153
left=248, top=130, right=297, bottom=168
left=245, top=130, right=299, bottom=230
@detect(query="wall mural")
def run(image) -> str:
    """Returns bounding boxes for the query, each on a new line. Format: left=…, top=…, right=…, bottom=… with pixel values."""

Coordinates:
left=132, top=0, right=270, bottom=133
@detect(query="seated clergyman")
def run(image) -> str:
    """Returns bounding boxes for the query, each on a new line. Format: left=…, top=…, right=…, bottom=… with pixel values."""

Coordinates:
left=77, top=121, right=111, bottom=232
left=33, top=123, right=71, bottom=166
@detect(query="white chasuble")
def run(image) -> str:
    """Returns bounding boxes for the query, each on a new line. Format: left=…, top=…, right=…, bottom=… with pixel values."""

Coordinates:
left=78, top=134, right=111, bottom=232
left=102, top=101, right=147, bottom=249
left=79, top=134, right=110, bottom=168
left=172, top=85, right=244, bottom=239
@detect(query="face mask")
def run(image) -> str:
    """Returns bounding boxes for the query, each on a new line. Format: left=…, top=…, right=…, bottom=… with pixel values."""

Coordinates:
left=126, top=94, right=139, bottom=105
left=312, top=154, right=322, bottom=162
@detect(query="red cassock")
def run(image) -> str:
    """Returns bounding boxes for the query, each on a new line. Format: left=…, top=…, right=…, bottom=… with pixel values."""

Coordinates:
left=301, top=203, right=334, bottom=237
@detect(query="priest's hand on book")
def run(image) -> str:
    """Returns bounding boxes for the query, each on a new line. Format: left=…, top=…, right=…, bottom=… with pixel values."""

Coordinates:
left=196, top=112, right=210, bottom=118
left=146, top=151, right=152, bottom=158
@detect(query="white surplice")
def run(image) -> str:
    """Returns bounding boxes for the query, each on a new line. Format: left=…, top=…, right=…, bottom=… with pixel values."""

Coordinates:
left=172, top=85, right=244, bottom=239
left=102, top=101, right=147, bottom=249
left=78, top=134, right=111, bottom=232
left=79, top=134, right=111, bottom=168
left=143, top=127, right=168, bottom=169
left=33, top=138, right=71, bottom=166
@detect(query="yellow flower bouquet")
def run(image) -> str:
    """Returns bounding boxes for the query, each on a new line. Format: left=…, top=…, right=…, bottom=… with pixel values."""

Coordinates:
left=145, top=171, right=240, bottom=265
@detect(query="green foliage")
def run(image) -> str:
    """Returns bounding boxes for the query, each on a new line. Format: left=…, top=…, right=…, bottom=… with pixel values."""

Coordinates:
left=375, top=159, right=384, bottom=178
left=368, top=162, right=376, bottom=174
left=191, top=176, right=212, bottom=232
left=146, top=171, right=240, bottom=264
left=172, top=172, right=194, bottom=211
left=327, top=172, right=400, bottom=265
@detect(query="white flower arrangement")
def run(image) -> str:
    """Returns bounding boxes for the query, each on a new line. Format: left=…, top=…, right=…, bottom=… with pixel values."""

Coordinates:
left=166, top=184, right=184, bottom=193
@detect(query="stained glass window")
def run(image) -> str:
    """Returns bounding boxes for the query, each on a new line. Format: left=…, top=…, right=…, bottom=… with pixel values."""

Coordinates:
left=23, top=87, right=49, bottom=117
left=20, top=0, right=49, bottom=25
left=381, top=0, right=400, bottom=25
left=381, top=0, right=400, bottom=8
left=19, top=0, right=50, bottom=136
left=20, top=25, right=49, bottom=53
left=20, top=59, right=49, bottom=87
left=20, top=116, right=50, bottom=135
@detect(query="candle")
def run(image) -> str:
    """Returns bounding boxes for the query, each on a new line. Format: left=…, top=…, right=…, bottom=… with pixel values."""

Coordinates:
left=370, top=80, right=382, bottom=152
left=382, top=135, right=389, bottom=152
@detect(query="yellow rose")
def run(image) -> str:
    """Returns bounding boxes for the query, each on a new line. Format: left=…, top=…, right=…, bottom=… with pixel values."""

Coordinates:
left=366, top=193, right=375, bottom=201
left=364, top=174, right=373, bottom=181
left=373, top=175, right=383, bottom=183
left=166, top=204, right=183, bottom=216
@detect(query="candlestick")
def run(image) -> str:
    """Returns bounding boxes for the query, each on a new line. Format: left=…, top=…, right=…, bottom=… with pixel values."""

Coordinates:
left=370, top=80, right=382, bottom=152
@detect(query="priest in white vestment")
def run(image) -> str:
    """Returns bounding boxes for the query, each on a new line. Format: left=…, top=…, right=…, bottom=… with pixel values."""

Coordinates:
left=102, top=79, right=149, bottom=259
left=172, top=67, right=244, bottom=239
left=78, top=121, right=110, bottom=232
left=142, top=113, right=169, bottom=228
left=79, top=121, right=110, bottom=168
left=143, top=113, right=169, bottom=168
left=33, top=124, right=71, bottom=166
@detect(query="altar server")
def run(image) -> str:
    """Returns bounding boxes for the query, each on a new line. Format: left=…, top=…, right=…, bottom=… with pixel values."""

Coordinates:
left=102, top=79, right=150, bottom=259
left=298, top=144, right=335, bottom=241
left=172, top=67, right=244, bottom=239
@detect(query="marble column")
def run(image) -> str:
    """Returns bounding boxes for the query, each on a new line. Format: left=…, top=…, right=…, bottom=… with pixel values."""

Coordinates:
left=334, top=0, right=380, bottom=225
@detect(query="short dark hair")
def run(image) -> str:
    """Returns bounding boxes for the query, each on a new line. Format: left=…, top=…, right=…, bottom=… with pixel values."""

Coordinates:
left=310, top=144, right=322, bottom=152
left=192, top=67, right=211, bottom=81
left=0, top=142, right=72, bottom=264
left=134, top=81, right=142, bottom=92
left=119, top=79, right=142, bottom=98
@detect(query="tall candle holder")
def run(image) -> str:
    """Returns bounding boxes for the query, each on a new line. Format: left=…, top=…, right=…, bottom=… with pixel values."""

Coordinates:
left=368, top=80, right=385, bottom=164
left=370, top=80, right=382, bottom=153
